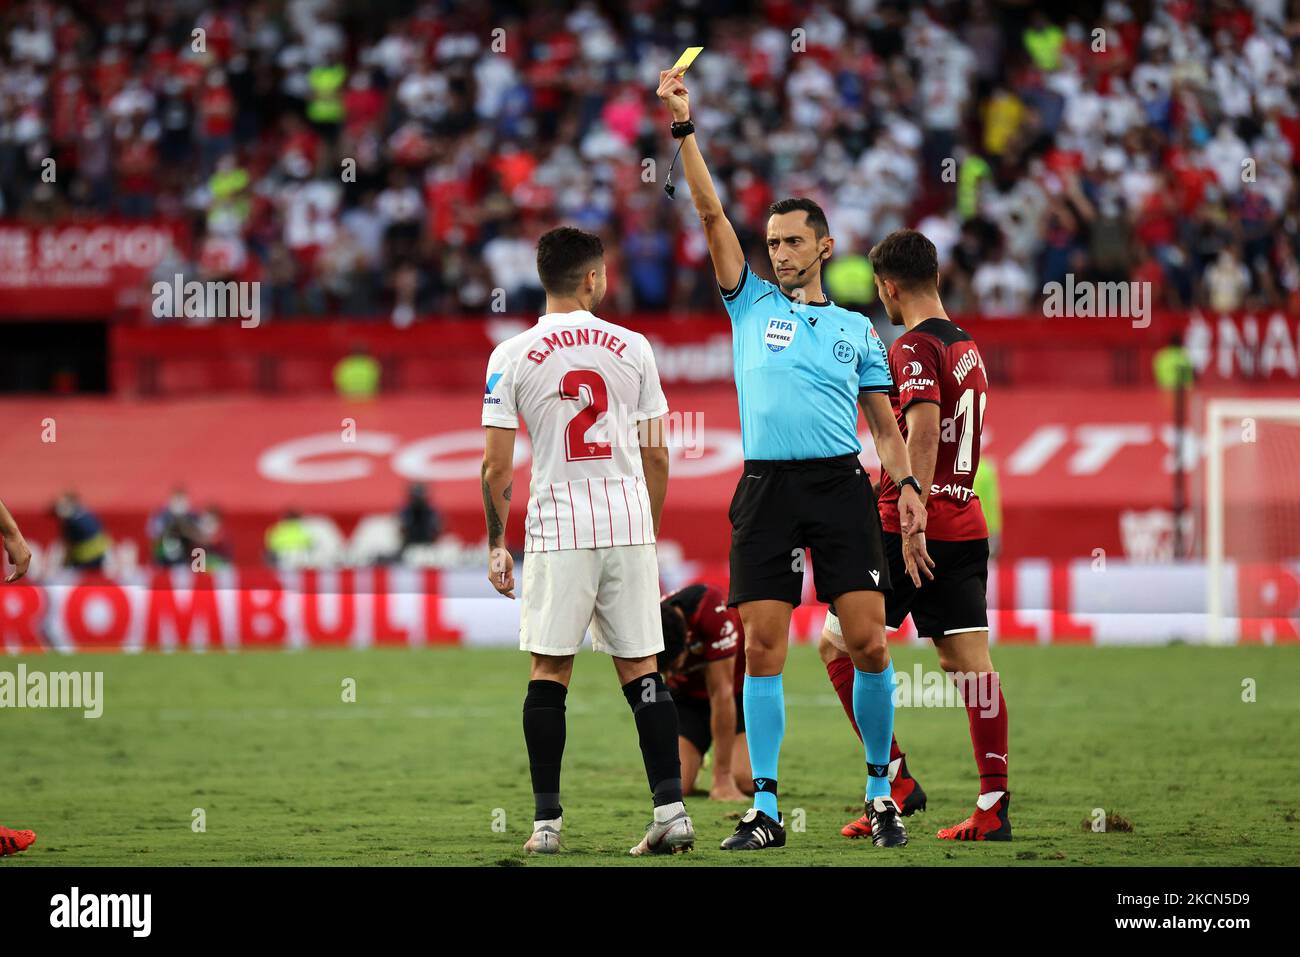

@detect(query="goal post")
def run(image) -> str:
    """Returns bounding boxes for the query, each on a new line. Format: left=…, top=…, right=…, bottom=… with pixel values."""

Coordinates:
left=1205, top=398, right=1300, bottom=644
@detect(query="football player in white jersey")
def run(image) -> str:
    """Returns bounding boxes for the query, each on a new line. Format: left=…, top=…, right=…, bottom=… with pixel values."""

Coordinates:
left=480, top=226, right=694, bottom=857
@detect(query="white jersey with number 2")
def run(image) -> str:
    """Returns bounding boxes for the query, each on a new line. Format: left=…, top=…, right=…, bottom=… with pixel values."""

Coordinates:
left=481, top=309, right=668, bottom=553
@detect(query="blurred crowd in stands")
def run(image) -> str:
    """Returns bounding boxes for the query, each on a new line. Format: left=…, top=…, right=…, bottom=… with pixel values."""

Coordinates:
left=3, top=0, right=1300, bottom=321
left=51, top=483, right=445, bottom=571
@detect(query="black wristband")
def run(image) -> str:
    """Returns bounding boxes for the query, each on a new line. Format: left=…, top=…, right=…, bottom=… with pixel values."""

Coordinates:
left=898, top=475, right=923, bottom=497
left=670, top=119, right=695, bottom=139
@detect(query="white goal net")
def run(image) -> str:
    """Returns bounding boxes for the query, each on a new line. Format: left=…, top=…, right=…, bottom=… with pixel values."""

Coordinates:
left=1205, top=398, right=1300, bottom=643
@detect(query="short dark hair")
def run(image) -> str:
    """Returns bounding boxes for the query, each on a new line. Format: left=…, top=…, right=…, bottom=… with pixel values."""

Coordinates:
left=868, top=229, right=939, bottom=291
left=657, top=602, right=688, bottom=673
left=768, top=197, right=829, bottom=239
left=536, top=226, right=604, bottom=295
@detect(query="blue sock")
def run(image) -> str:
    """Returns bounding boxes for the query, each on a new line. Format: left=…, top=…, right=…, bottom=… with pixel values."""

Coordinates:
left=743, top=673, right=784, bottom=819
left=852, top=661, right=896, bottom=801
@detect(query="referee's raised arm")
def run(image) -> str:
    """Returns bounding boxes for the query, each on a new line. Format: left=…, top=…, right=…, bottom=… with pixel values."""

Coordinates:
left=656, top=67, right=745, bottom=291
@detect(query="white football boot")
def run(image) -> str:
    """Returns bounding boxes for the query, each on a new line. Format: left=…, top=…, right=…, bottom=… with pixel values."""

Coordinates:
left=629, top=804, right=695, bottom=856
left=523, top=817, right=562, bottom=854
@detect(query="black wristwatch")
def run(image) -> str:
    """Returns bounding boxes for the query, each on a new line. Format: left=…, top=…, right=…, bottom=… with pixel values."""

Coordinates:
left=898, top=475, right=924, bottom=497
left=670, top=119, right=695, bottom=138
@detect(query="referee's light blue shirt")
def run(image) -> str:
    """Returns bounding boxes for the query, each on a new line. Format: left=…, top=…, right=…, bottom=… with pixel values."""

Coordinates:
left=721, top=264, right=892, bottom=461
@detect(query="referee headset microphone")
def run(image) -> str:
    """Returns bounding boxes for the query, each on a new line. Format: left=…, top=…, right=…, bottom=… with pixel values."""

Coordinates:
left=795, top=246, right=830, bottom=279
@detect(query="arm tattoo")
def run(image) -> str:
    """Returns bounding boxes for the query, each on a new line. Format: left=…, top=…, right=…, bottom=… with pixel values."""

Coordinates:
left=482, top=478, right=503, bottom=544
left=503, top=482, right=512, bottom=502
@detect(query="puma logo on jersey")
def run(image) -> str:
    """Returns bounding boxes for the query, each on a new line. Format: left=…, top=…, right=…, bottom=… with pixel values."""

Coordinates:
left=902, top=344, right=917, bottom=352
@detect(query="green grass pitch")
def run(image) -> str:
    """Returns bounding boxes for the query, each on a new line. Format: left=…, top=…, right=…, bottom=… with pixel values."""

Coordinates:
left=2, top=644, right=1297, bottom=866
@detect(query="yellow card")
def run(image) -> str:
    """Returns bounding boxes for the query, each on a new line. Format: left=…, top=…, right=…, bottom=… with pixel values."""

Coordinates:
left=673, top=46, right=703, bottom=72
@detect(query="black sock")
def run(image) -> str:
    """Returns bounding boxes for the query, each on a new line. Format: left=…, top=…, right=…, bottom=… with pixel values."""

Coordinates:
left=523, top=679, right=567, bottom=820
left=621, top=672, right=683, bottom=807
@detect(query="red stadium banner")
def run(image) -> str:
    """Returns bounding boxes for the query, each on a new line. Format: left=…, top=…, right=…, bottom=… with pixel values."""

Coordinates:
left=0, top=561, right=1293, bottom=652
left=0, top=220, right=186, bottom=318
left=110, top=310, right=1300, bottom=395
left=0, top=386, right=1293, bottom=566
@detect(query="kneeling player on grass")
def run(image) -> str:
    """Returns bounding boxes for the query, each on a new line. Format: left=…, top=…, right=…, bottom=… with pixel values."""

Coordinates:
left=0, top=496, right=36, bottom=858
left=822, top=230, right=1011, bottom=842
left=481, top=227, right=694, bottom=856
left=659, top=585, right=749, bottom=801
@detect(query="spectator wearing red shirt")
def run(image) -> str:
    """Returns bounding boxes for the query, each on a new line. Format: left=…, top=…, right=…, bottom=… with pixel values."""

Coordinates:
left=115, top=124, right=159, bottom=219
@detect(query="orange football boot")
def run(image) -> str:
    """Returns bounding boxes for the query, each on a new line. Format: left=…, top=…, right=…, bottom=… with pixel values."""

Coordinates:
left=0, top=826, right=36, bottom=857
left=936, top=794, right=1012, bottom=841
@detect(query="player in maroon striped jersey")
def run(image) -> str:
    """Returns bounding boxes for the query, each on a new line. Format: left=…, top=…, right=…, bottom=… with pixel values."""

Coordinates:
left=660, top=585, right=749, bottom=801
left=822, top=230, right=1011, bottom=842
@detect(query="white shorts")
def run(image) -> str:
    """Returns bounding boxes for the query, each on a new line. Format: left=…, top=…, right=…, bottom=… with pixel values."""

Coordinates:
left=519, top=544, right=663, bottom=658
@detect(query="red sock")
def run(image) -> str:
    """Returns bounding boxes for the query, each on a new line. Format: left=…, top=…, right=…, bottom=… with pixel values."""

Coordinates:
left=958, top=673, right=1008, bottom=795
left=825, top=655, right=861, bottom=741
left=824, top=656, right=903, bottom=761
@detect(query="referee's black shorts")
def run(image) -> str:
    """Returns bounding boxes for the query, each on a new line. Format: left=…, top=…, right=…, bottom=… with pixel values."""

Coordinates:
left=727, top=453, right=889, bottom=608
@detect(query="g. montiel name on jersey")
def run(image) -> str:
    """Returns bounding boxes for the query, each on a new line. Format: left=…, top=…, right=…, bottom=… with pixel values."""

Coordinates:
left=481, top=309, right=669, bottom=553
left=877, top=318, right=990, bottom=541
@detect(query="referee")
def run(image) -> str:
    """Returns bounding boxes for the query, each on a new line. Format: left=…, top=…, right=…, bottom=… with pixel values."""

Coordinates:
left=657, top=67, right=930, bottom=850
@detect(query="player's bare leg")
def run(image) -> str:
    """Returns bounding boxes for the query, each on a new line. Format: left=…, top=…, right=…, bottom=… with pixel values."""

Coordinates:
left=720, top=600, right=791, bottom=849
left=521, top=653, right=573, bottom=853
left=614, top=655, right=695, bottom=856
left=933, top=629, right=1011, bottom=841
left=830, top=591, right=908, bottom=847
left=731, top=733, right=753, bottom=795
left=678, top=737, right=704, bottom=795
left=818, top=626, right=927, bottom=835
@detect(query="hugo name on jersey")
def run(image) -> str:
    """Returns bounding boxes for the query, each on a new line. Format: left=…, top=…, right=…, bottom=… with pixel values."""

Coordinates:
left=482, top=310, right=668, bottom=552
left=877, top=318, right=989, bottom=541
